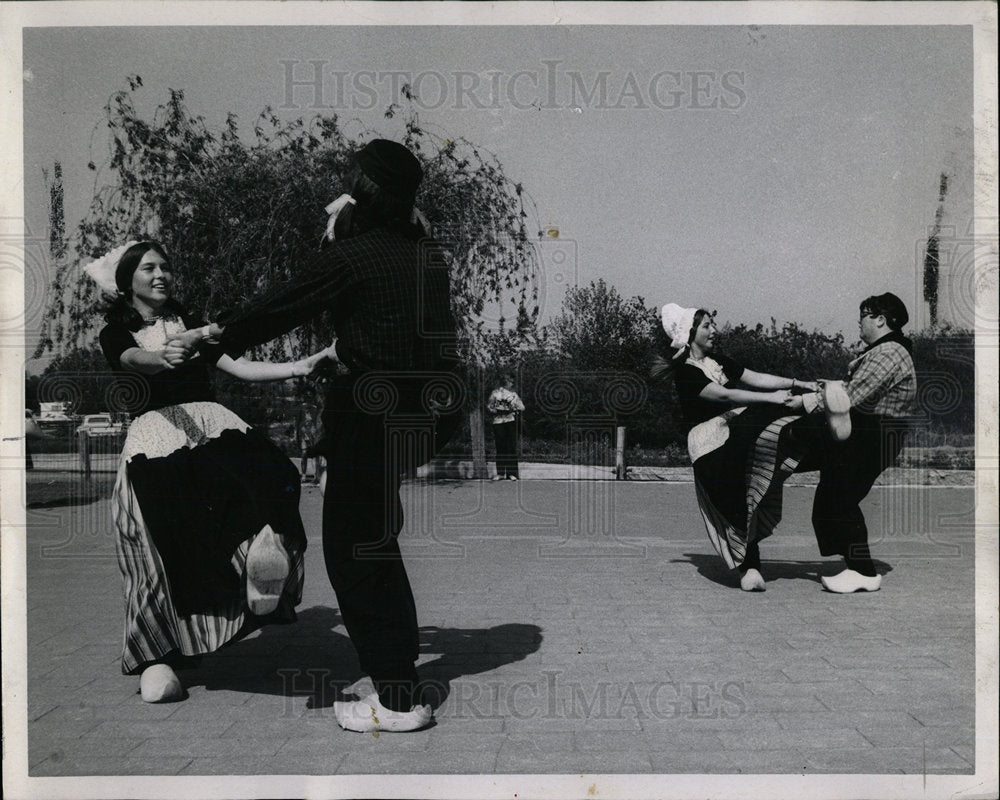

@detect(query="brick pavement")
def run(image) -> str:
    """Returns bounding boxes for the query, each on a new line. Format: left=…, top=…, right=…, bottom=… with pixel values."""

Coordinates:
left=21, top=477, right=978, bottom=778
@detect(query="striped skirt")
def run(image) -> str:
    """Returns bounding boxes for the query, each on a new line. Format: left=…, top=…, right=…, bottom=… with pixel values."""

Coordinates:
left=112, top=401, right=306, bottom=675
left=691, top=407, right=807, bottom=569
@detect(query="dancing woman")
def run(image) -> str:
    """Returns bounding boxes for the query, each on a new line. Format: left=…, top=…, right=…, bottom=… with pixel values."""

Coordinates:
left=657, top=304, right=816, bottom=591
left=88, top=240, right=330, bottom=703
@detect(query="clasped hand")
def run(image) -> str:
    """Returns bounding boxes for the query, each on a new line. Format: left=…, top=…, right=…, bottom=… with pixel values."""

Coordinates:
left=783, top=395, right=805, bottom=412
left=780, top=377, right=822, bottom=412
left=160, top=339, right=193, bottom=368
left=162, top=323, right=337, bottom=378
left=160, top=328, right=207, bottom=367
left=163, top=324, right=225, bottom=361
left=292, top=345, right=339, bottom=377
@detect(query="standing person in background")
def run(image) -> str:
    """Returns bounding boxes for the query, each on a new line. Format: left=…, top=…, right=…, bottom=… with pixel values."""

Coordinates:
left=786, top=292, right=917, bottom=593
left=488, top=374, right=525, bottom=481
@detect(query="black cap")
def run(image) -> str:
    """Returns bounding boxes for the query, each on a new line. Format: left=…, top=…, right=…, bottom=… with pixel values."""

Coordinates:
left=356, top=139, right=422, bottom=199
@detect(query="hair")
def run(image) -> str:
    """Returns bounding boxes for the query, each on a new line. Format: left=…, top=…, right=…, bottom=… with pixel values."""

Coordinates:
left=860, top=293, right=909, bottom=331
left=688, top=309, right=711, bottom=345
left=103, top=240, right=185, bottom=331
left=651, top=307, right=712, bottom=381
left=329, top=167, right=423, bottom=242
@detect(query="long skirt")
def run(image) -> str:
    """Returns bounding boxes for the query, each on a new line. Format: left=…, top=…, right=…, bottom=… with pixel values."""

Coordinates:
left=691, top=406, right=807, bottom=569
left=112, top=401, right=306, bottom=675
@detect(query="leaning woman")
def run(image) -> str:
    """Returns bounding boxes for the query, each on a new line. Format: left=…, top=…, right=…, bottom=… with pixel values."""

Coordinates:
left=87, top=240, right=330, bottom=703
left=657, top=304, right=817, bottom=591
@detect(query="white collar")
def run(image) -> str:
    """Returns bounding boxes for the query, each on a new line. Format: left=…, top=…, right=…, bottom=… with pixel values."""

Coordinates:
left=685, top=353, right=727, bottom=384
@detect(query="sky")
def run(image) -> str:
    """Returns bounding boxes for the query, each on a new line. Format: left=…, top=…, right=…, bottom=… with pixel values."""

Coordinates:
left=18, top=21, right=975, bottom=369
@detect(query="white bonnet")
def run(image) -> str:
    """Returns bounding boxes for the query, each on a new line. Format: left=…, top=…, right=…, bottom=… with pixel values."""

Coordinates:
left=82, top=240, right=140, bottom=295
left=661, top=303, right=698, bottom=351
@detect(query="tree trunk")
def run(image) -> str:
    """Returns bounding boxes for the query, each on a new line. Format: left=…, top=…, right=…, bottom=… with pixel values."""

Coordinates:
left=923, top=172, right=949, bottom=329
left=470, top=405, right=487, bottom=480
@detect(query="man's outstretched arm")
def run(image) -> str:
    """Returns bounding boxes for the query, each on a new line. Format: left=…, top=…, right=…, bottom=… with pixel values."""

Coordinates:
left=214, top=252, right=348, bottom=358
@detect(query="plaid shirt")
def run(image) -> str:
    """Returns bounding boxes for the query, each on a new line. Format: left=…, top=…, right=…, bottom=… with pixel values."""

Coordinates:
left=219, top=226, right=457, bottom=374
left=803, top=337, right=917, bottom=418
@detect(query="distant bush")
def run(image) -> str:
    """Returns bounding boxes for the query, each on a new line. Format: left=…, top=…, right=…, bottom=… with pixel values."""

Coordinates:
left=713, top=319, right=852, bottom=383
left=509, top=319, right=975, bottom=456
left=909, top=326, right=974, bottom=435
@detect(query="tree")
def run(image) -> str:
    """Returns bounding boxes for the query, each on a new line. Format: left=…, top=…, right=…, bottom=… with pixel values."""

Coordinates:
left=37, top=79, right=541, bottom=360
left=923, top=172, right=949, bottom=329
left=714, top=319, right=851, bottom=382
left=47, top=161, right=67, bottom=262
left=527, top=280, right=662, bottom=458
left=546, top=279, right=659, bottom=372
left=25, top=373, right=41, bottom=412
left=34, top=78, right=545, bottom=468
left=37, top=345, right=116, bottom=416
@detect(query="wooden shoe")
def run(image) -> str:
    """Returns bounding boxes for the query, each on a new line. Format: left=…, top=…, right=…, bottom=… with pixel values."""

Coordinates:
left=821, top=568, right=882, bottom=593
left=739, top=568, right=766, bottom=592
left=246, top=524, right=290, bottom=616
left=333, top=692, right=432, bottom=733
left=139, top=663, right=184, bottom=703
left=822, top=381, right=852, bottom=441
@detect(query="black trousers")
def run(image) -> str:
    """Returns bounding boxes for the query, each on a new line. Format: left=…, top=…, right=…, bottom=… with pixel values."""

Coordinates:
left=801, top=410, right=906, bottom=571
left=493, top=420, right=520, bottom=478
left=320, top=375, right=447, bottom=712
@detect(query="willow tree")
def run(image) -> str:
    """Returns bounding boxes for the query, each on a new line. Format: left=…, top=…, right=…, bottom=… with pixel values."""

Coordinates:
left=35, top=77, right=543, bottom=472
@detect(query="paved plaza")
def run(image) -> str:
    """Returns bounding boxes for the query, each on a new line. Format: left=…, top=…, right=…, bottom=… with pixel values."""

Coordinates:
left=20, top=471, right=978, bottom=778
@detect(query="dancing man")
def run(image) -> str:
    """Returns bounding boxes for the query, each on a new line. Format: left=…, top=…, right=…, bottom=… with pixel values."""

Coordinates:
left=209, top=140, right=461, bottom=731
left=788, top=292, right=917, bottom=592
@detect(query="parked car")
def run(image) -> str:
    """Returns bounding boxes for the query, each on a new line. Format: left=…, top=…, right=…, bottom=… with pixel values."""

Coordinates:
left=38, top=401, right=73, bottom=422
left=36, top=405, right=76, bottom=434
left=75, top=413, right=124, bottom=437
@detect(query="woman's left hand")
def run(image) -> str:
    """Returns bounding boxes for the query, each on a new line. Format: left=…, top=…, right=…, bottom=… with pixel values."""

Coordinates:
left=292, top=347, right=334, bottom=377
left=795, top=379, right=819, bottom=393
left=164, top=337, right=196, bottom=361
left=161, top=341, right=192, bottom=367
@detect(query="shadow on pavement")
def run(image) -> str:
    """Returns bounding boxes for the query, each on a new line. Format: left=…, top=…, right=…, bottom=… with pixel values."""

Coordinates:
left=178, top=607, right=543, bottom=712
left=674, top=552, right=894, bottom=589
left=416, top=623, right=544, bottom=711
left=181, top=606, right=356, bottom=706
left=25, top=474, right=115, bottom=509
